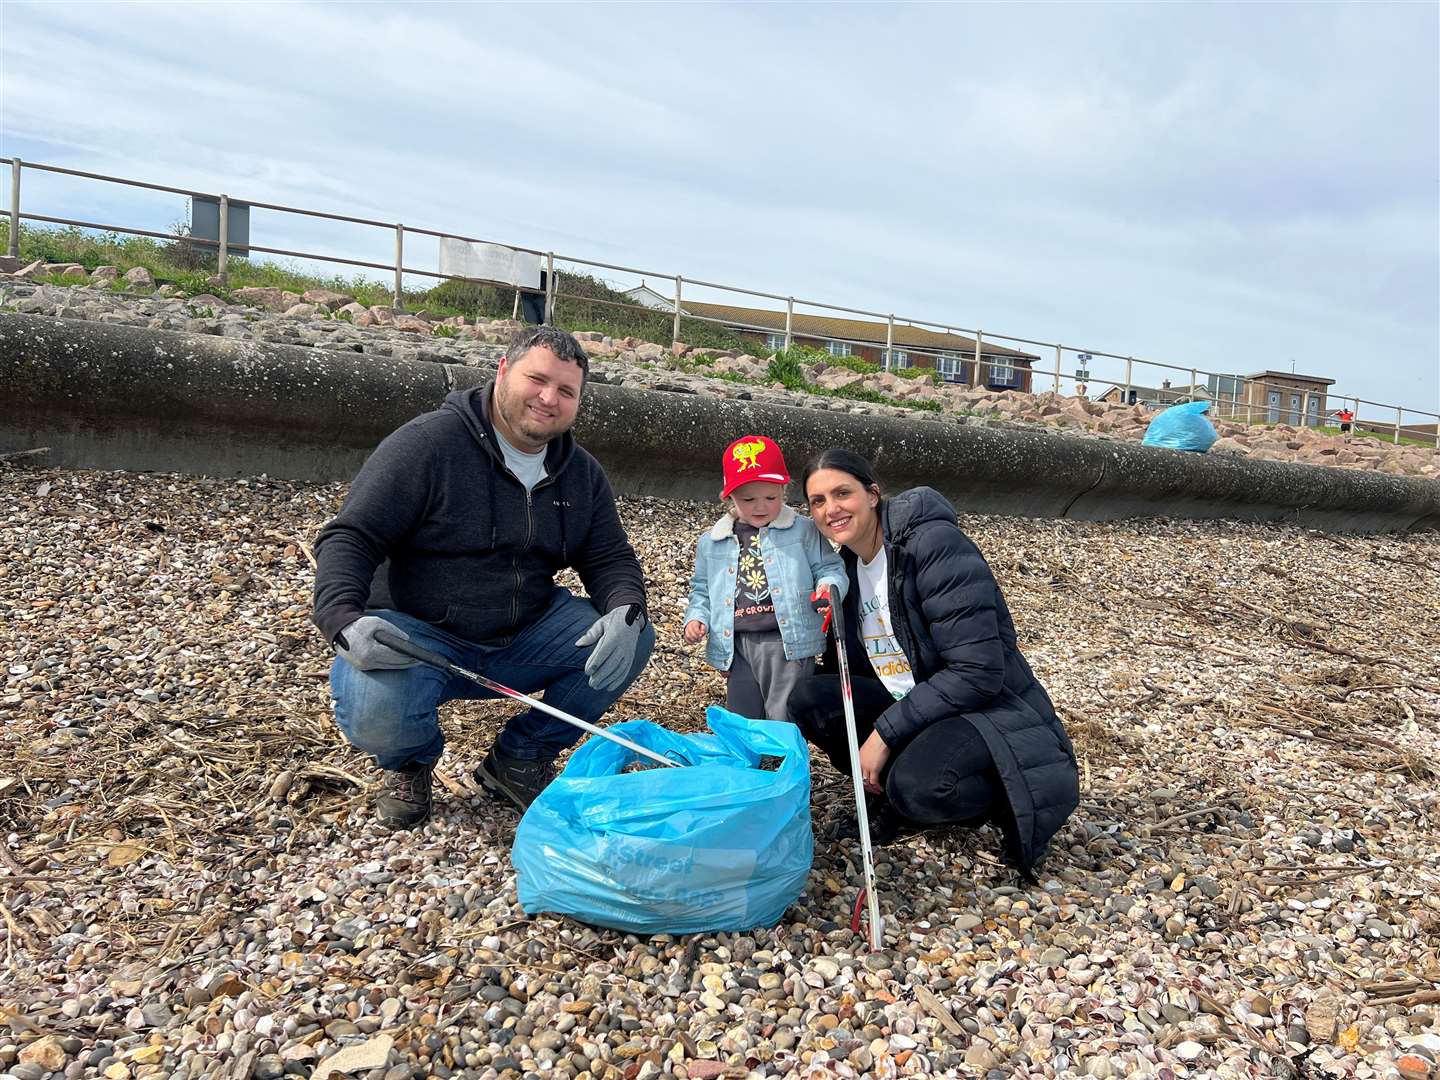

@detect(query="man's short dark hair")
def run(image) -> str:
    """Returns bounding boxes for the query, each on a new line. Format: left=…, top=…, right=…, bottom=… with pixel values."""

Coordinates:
left=506, top=326, right=589, bottom=377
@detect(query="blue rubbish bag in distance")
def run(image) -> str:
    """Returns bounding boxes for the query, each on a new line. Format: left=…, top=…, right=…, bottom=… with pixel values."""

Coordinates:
left=513, top=707, right=813, bottom=935
left=1142, top=399, right=1218, bottom=452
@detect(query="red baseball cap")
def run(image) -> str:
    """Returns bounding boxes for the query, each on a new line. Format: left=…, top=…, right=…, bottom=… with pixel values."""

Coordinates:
left=720, top=434, right=791, bottom=499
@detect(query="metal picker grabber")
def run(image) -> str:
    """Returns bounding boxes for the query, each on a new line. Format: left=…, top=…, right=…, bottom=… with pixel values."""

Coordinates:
left=372, top=628, right=682, bottom=770
left=826, top=585, right=885, bottom=950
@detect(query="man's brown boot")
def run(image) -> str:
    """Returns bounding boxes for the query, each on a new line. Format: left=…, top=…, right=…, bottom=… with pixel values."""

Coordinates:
left=376, top=762, right=433, bottom=829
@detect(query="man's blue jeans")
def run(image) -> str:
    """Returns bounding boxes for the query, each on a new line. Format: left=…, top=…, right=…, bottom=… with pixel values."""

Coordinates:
left=330, top=588, right=655, bottom=770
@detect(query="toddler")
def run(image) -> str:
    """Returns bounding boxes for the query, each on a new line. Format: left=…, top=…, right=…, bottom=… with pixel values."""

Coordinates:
left=683, top=434, right=846, bottom=722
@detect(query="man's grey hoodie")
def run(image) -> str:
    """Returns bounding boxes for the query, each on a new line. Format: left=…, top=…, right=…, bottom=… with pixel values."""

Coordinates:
left=312, top=383, right=646, bottom=646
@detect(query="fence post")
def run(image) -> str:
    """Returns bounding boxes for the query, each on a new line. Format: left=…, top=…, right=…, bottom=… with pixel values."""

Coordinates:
left=393, top=225, right=404, bottom=309
left=885, top=315, right=894, bottom=372
left=971, top=331, right=983, bottom=388
left=7, top=157, right=18, bottom=259
left=672, top=275, right=683, bottom=347
left=1395, top=406, right=1402, bottom=445
left=217, top=195, right=229, bottom=286
left=1190, top=366, right=1198, bottom=398
left=1301, top=390, right=1311, bottom=428
left=1124, top=358, right=1133, bottom=405
left=784, top=297, right=794, bottom=351
left=544, top=253, right=555, bottom=324
left=1054, top=344, right=1062, bottom=394
left=511, top=289, right=520, bottom=320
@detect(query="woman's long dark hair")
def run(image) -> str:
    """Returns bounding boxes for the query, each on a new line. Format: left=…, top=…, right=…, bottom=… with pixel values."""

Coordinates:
left=800, top=448, right=883, bottom=501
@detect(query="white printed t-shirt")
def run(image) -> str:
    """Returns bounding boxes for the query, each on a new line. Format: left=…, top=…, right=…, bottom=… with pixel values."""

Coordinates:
left=856, top=547, right=915, bottom=700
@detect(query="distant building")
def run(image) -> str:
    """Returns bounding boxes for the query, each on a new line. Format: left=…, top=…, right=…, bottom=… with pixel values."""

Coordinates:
left=1129, top=370, right=1337, bottom=426
left=621, top=282, right=674, bottom=311
left=1237, top=370, right=1335, bottom=426
left=1097, top=380, right=1212, bottom=408
left=1195, top=371, right=1335, bottom=426
left=661, top=299, right=1040, bottom=391
left=1205, top=373, right=1246, bottom=402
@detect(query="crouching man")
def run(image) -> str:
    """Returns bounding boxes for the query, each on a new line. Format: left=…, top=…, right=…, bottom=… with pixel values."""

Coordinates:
left=312, top=326, right=654, bottom=827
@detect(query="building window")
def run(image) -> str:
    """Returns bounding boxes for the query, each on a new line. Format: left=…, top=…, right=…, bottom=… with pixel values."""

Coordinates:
left=884, top=349, right=911, bottom=369
left=765, top=333, right=785, bottom=352
left=937, top=353, right=965, bottom=382
left=826, top=341, right=853, bottom=358
left=988, top=362, right=1016, bottom=386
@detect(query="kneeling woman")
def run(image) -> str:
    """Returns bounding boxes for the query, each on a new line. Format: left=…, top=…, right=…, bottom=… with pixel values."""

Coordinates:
left=794, top=449, right=1079, bottom=876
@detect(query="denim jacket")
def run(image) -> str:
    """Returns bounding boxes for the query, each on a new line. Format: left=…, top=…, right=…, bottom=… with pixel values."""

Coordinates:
left=683, top=506, right=848, bottom=671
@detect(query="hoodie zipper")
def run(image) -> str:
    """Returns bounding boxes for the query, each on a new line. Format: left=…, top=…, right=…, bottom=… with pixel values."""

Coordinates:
left=509, top=474, right=557, bottom=632
left=511, top=490, right=533, bottom=631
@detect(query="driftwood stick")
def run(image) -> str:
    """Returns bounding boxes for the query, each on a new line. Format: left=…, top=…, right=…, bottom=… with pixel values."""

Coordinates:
left=0, top=446, right=51, bottom=464
left=1154, top=806, right=1225, bottom=829
left=1368, top=990, right=1440, bottom=1007
left=1257, top=865, right=1390, bottom=887
left=1362, top=978, right=1427, bottom=994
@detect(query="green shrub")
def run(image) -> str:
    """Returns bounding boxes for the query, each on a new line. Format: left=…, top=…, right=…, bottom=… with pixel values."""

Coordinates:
left=427, top=278, right=516, bottom=321
left=894, top=365, right=940, bottom=385
left=3, top=223, right=146, bottom=269
left=553, top=272, right=752, bottom=352
left=32, top=273, right=80, bottom=288
left=767, top=351, right=809, bottom=390
left=771, top=343, right=829, bottom=366
left=171, top=271, right=231, bottom=299
left=832, top=383, right=890, bottom=406
left=816, top=351, right=876, bottom=374
left=162, top=221, right=216, bottom=273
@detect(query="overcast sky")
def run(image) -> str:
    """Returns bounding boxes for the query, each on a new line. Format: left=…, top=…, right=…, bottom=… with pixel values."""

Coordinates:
left=3, top=2, right=1437, bottom=417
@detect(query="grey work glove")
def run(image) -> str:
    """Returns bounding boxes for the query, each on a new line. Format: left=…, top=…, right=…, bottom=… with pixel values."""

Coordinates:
left=575, top=604, right=646, bottom=692
left=334, top=616, right=419, bottom=671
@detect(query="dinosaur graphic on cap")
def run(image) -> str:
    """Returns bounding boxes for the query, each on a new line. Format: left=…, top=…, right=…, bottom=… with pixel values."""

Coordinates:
left=731, top=439, right=766, bottom=471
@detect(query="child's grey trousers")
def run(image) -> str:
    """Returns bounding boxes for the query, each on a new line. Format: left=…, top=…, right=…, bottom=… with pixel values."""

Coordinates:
left=726, top=629, right=815, bottom=723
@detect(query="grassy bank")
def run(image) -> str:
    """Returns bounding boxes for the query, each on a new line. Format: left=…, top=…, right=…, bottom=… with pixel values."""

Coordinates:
left=5, top=223, right=963, bottom=416
left=1, top=223, right=751, bottom=351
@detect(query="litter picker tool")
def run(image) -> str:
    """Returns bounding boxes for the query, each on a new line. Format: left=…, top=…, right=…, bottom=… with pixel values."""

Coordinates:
left=826, top=585, right=884, bottom=950
left=373, top=628, right=681, bottom=769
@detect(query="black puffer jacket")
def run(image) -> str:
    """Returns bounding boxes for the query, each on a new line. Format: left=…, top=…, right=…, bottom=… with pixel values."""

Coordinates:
left=827, top=487, right=1079, bottom=872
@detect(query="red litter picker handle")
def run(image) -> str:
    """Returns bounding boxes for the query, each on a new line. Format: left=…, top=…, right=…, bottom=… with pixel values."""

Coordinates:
left=372, top=627, right=679, bottom=769
left=827, top=585, right=884, bottom=950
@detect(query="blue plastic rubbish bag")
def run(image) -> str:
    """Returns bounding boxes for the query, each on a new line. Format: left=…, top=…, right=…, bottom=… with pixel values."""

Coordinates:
left=513, top=707, right=813, bottom=934
left=1142, top=399, right=1218, bottom=452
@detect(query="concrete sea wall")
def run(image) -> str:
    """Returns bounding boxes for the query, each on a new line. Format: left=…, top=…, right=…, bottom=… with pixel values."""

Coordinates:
left=3, top=313, right=1437, bottom=533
